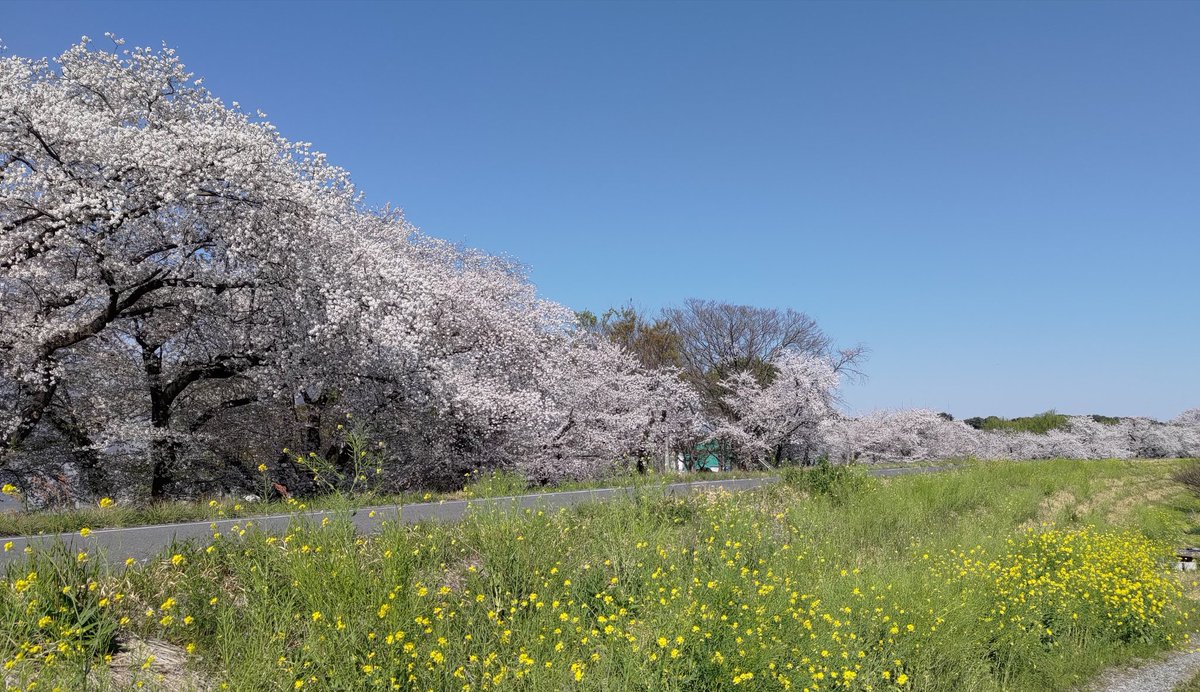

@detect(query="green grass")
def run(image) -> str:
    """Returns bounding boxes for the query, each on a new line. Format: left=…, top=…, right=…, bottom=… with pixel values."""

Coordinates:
left=3, top=459, right=1199, bottom=690
left=0, top=468, right=776, bottom=538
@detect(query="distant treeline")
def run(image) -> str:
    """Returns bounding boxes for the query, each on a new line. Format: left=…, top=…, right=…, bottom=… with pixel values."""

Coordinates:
left=959, top=410, right=1122, bottom=434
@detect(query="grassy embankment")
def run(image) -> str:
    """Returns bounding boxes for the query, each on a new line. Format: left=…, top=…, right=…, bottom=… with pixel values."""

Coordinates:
left=2, top=458, right=1198, bottom=690
left=0, top=459, right=961, bottom=538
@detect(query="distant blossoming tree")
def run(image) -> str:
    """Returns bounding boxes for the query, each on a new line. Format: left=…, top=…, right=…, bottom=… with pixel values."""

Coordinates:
left=711, top=351, right=840, bottom=467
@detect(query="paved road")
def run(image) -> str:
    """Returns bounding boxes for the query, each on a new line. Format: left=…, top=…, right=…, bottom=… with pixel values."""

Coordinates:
left=0, top=466, right=945, bottom=568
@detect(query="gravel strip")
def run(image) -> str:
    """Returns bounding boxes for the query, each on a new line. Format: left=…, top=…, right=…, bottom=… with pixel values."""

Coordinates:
left=1089, top=645, right=1200, bottom=692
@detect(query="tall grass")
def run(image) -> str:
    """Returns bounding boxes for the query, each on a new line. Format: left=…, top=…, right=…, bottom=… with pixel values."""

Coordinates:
left=2, top=459, right=1197, bottom=690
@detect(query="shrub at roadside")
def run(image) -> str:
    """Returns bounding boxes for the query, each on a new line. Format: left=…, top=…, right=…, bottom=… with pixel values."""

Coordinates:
left=781, top=458, right=871, bottom=502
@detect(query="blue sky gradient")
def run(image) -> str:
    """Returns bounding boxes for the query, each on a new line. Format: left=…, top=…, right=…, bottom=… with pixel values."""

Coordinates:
left=3, top=1, right=1197, bottom=419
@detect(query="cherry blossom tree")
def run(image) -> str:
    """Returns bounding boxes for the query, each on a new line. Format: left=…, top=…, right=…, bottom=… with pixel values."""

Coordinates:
left=0, top=37, right=358, bottom=497
left=824, top=410, right=1200, bottom=465
left=252, top=209, right=702, bottom=489
left=823, top=409, right=979, bottom=463
left=710, top=350, right=839, bottom=468
left=520, top=333, right=701, bottom=481
left=1173, top=409, right=1200, bottom=428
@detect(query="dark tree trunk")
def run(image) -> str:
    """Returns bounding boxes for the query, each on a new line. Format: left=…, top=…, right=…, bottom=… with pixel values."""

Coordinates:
left=300, top=390, right=327, bottom=454
left=47, top=407, right=111, bottom=499
left=1, top=364, right=58, bottom=463
left=149, top=439, right=175, bottom=500
left=141, top=338, right=176, bottom=500
left=77, top=451, right=112, bottom=499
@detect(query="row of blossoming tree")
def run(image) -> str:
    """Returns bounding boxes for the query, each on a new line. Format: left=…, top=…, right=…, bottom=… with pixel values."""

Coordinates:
left=0, top=38, right=719, bottom=503
left=2, top=39, right=1196, bottom=505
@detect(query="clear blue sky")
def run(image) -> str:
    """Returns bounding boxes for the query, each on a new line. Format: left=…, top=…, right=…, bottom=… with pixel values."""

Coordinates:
left=3, top=1, right=1197, bottom=420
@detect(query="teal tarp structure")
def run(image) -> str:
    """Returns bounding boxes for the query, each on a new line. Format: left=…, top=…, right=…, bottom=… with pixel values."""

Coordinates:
left=689, top=441, right=721, bottom=471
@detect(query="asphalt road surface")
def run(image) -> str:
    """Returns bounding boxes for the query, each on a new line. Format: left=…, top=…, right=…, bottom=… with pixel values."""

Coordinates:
left=0, top=466, right=945, bottom=568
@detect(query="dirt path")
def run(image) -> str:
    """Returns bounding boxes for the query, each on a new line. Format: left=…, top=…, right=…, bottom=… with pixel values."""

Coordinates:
left=1088, top=643, right=1200, bottom=691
